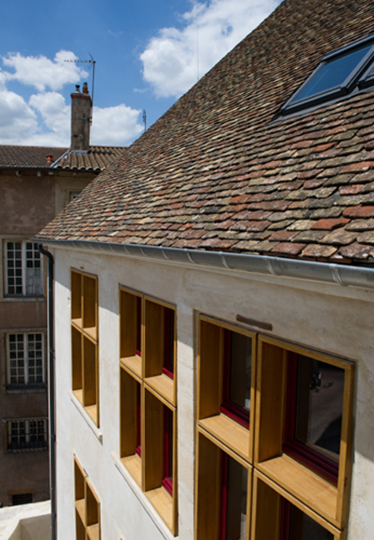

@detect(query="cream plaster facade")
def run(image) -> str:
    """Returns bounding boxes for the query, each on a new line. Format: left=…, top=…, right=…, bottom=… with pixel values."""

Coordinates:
left=49, top=244, right=374, bottom=539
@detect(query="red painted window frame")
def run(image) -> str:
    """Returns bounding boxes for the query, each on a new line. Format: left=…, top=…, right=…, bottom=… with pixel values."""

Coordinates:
left=283, top=353, right=339, bottom=485
left=220, top=329, right=250, bottom=429
left=162, top=308, right=174, bottom=380
left=161, top=406, right=173, bottom=496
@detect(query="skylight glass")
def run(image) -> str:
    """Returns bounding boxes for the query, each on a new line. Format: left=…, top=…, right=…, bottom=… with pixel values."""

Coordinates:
left=281, top=35, right=374, bottom=115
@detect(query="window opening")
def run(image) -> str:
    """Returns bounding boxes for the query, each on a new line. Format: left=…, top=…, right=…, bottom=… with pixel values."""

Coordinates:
left=281, top=499, right=334, bottom=540
left=7, top=333, right=44, bottom=386
left=136, top=382, right=141, bottom=457
left=220, top=452, right=248, bottom=540
left=7, top=419, right=47, bottom=451
left=12, top=493, right=33, bottom=505
left=283, top=353, right=344, bottom=484
left=281, top=34, right=374, bottom=115
left=162, top=308, right=175, bottom=379
left=5, top=241, right=42, bottom=296
left=162, top=406, right=173, bottom=496
left=220, top=329, right=252, bottom=428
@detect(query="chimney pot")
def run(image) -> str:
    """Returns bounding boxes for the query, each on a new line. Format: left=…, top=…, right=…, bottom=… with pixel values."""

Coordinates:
left=82, top=82, right=89, bottom=94
left=46, top=154, right=54, bottom=164
left=75, top=85, right=80, bottom=93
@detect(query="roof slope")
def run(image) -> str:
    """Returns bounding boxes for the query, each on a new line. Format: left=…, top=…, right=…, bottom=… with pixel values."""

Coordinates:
left=37, top=0, right=374, bottom=266
left=52, top=146, right=126, bottom=171
left=0, top=145, right=67, bottom=168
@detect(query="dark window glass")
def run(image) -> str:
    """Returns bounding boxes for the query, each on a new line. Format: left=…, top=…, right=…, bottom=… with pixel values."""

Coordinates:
left=294, top=356, right=344, bottom=460
left=162, top=308, right=174, bottom=379
left=221, top=330, right=251, bottom=427
left=283, top=502, right=334, bottom=540
left=295, top=43, right=372, bottom=102
left=162, top=406, right=173, bottom=495
left=220, top=453, right=248, bottom=540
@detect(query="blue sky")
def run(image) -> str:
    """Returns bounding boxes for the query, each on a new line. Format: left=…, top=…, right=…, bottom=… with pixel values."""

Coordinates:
left=0, top=0, right=280, bottom=147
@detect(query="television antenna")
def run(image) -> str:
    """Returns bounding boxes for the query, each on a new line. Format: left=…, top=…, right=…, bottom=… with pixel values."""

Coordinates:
left=64, top=54, right=96, bottom=105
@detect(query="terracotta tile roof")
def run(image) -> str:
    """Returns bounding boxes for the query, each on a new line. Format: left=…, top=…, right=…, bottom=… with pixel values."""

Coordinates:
left=37, top=0, right=374, bottom=266
left=52, top=146, right=126, bottom=171
left=0, top=145, right=67, bottom=168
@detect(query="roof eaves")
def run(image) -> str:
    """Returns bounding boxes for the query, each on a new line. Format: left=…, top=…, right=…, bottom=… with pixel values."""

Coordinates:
left=34, top=238, right=374, bottom=291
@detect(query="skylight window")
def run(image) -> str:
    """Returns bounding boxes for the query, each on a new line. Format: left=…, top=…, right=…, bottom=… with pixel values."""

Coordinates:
left=281, top=34, right=374, bottom=115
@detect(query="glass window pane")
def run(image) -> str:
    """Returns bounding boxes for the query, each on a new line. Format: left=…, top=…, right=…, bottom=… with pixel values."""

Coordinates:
left=224, top=455, right=248, bottom=540
left=229, top=332, right=252, bottom=412
left=295, top=356, right=344, bottom=460
left=295, top=43, right=372, bottom=101
left=289, top=505, right=334, bottom=540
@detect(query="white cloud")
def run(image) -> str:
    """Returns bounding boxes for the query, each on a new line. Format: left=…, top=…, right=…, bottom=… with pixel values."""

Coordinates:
left=0, top=87, right=38, bottom=143
left=0, top=50, right=144, bottom=146
left=91, top=104, right=143, bottom=145
left=2, top=50, right=88, bottom=92
left=140, top=0, right=279, bottom=98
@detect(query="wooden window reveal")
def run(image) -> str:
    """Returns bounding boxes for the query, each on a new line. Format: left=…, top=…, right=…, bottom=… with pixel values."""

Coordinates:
left=197, top=315, right=256, bottom=463
left=143, top=387, right=177, bottom=535
left=254, top=335, right=354, bottom=530
left=74, top=457, right=101, bottom=540
left=71, top=270, right=99, bottom=426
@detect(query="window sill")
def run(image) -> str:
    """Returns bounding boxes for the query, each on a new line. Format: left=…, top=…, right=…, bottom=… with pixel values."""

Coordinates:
left=256, top=453, right=339, bottom=528
left=70, top=391, right=102, bottom=442
left=121, top=453, right=142, bottom=488
left=198, top=413, right=251, bottom=463
left=145, top=373, right=175, bottom=406
left=7, top=446, right=48, bottom=453
left=2, top=295, right=45, bottom=302
left=146, top=486, right=173, bottom=534
left=71, top=319, right=97, bottom=342
left=6, top=385, right=46, bottom=393
left=120, top=354, right=142, bottom=379
left=111, top=452, right=177, bottom=540
left=87, top=523, right=100, bottom=540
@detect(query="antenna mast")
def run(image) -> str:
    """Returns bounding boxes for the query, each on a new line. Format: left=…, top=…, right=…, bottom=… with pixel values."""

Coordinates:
left=64, top=55, right=96, bottom=122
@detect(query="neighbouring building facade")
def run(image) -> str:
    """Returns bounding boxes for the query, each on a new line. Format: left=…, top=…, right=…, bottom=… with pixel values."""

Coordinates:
left=0, top=85, right=125, bottom=507
left=37, top=0, right=374, bottom=538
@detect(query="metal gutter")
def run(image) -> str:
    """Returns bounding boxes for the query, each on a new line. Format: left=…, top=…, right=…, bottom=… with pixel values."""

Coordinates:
left=34, top=238, right=374, bottom=290
left=37, top=244, right=56, bottom=540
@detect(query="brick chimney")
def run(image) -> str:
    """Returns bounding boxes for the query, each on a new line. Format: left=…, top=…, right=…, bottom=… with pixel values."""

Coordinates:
left=70, top=82, right=92, bottom=152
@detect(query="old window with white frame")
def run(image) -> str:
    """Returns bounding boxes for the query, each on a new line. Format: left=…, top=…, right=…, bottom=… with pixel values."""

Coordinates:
left=7, top=333, right=45, bottom=387
left=5, top=241, right=43, bottom=296
left=6, top=418, right=47, bottom=452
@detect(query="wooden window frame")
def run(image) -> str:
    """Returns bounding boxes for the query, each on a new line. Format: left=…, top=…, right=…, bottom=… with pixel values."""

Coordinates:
left=6, top=418, right=47, bottom=452
left=143, top=386, right=177, bottom=535
left=220, top=328, right=251, bottom=428
left=251, top=471, right=343, bottom=540
left=119, top=365, right=142, bottom=487
left=4, top=240, right=43, bottom=297
left=119, top=286, right=178, bottom=535
left=282, top=352, right=341, bottom=485
left=254, top=335, right=354, bottom=530
left=74, top=457, right=101, bottom=540
left=195, top=428, right=252, bottom=540
left=6, top=332, right=45, bottom=387
left=197, top=314, right=256, bottom=463
left=71, top=270, right=99, bottom=426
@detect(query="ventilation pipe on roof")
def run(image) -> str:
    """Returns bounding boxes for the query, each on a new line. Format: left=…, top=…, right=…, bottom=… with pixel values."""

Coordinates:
left=70, top=83, right=92, bottom=153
